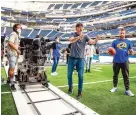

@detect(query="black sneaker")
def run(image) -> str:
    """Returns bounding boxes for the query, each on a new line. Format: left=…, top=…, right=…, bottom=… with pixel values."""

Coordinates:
left=88, top=70, right=91, bottom=73
left=68, top=87, right=73, bottom=94
left=85, top=70, right=88, bottom=73
left=10, top=84, right=16, bottom=91
left=77, top=91, right=82, bottom=99
left=7, top=78, right=10, bottom=84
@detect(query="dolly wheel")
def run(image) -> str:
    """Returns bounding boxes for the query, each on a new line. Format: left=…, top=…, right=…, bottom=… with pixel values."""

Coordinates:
left=20, top=85, right=26, bottom=90
left=42, top=83, right=48, bottom=88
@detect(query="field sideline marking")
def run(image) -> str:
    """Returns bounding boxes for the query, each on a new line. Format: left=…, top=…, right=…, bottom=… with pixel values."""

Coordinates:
left=92, top=69, right=103, bottom=72
left=1, top=92, right=11, bottom=94
left=57, top=76, right=136, bottom=88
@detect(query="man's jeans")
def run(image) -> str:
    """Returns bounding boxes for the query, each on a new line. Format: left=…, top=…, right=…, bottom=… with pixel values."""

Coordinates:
left=67, top=57, right=84, bottom=92
left=52, top=56, right=59, bottom=72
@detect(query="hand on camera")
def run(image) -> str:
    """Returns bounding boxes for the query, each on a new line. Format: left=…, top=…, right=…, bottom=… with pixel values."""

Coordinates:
left=17, top=50, right=21, bottom=55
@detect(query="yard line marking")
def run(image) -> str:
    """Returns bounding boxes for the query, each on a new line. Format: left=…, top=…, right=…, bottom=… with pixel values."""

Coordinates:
left=92, top=69, right=103, bottom=72
left=57, top=76, right=136, bottom=88
left=92, top=67, right=102, bottom=69
left=1, top=92, right=11, bottom=94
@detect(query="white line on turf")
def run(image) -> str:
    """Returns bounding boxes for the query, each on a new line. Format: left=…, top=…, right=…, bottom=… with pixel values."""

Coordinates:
left=92, top=67, right=102, bottom=69
left=92, top=69, right=103, bottom=72
left=57, top=76, right=136, bottom=88
left=1, top=92, right=11, bottom=94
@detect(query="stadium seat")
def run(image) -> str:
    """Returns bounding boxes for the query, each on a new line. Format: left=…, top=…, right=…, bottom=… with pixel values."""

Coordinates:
left=28, top=29, right=40, bottom=38
left=47, top=30, right=59, bottom=37
left=5, top=27, right=12, bottom=36
left=39, top=30, right=52, bottom=37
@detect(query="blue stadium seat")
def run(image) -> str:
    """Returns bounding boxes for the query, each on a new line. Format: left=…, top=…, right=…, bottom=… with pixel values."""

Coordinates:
left=79, top=16, right=91, bottom=21
left=17, top=18, right=27, bottom=23
left=53, top=32, right=64, bottom=38
left=101, top=1, right=109, bottom=4
left=90, top=1, right=101, bottom=6
left=21, top=29, right=32, bottom=37
left=71, top=3, right=82, bottom=9
left=28, top=29, right=40, bottom=38
left=54, top=4, right=63, bottom=9
left=127, top=27, right=136, bottom=33
left=108, top=2, right=121, bottom=9
left=39, top=30, right=52, bottom=37
left=1, top=7, right=13, bottom=11
left=46, top=18, right=53, bottom=22
left=80, top=2, right=91, bottom=8
left=53, top=19, right=66, bottom=23
left=61, top=33, right=71, bottom=38
left=5, top=27, right=12, bottom=36
left=66, top=18, right=78, bottom=22
left=1, top=27, right=4, bottom=33
left=47, top=4, right=55, bottom=9
left=47, top=30, right=58, bottom=37
left=63, top=4, right=73, bottom=9
left=1, top=16, right=8, bottom=21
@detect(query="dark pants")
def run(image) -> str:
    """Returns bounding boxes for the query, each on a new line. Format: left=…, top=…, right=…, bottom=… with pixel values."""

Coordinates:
left=113, top=61, right=129, bottom=90
left=52, top=57, right=59, bottom=72
left=67, top=57, right=84, bottom=92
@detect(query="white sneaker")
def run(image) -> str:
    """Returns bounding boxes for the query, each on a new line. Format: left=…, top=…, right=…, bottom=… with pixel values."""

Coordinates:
left=51, top=72, right=56, bottom=76
left=125, top=90, right=135, bottom=97
left=54, top=72, right=58, bottom=75
left=110, top=87, right=118, bottom=92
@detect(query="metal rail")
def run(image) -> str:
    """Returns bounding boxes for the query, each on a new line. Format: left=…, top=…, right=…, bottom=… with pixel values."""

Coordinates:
left=22, top=86, right=83, bottom=115
left=23, top=89, right=42, bottom=115
left=3, top=64, right=88, bottom=115
left=48, top=87, right=84, bottom=115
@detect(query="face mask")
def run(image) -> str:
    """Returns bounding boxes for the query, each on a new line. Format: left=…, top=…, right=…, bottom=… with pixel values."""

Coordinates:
left=17, top=29, right=21, bottom=33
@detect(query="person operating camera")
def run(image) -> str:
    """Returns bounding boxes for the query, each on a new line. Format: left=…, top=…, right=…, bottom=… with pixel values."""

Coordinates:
left=7, top=24, right=21, bottom=91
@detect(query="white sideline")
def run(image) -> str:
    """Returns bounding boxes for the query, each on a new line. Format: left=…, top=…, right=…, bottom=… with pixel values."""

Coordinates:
left=1, top=92, right=11, bottom=94
left=57, top=76, right=136, bottom=88
left=92, top=69, right=103, bottom=72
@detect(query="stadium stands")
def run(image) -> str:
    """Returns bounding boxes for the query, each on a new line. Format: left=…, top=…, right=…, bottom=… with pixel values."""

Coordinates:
left=63, top=4, right=73, bottom=9
left=1, top=27, right=4, bottom=33
left=71, top=3, right=82, bottom=9
left=2, top=7, right=136, bottom=25
left=1, top=1, right=136, bottom=40
left=53, top=32, right=64, bottom=38
left=2, top=25, right=136, bottom=39
left=54, top=4, right=63, bottom=9
left=5, top=27, right=12, bottom=36
left=39, top=30, right=52, bottom=37
left=47, top=30, right=59, bottom=37
left=61, top=33, right=71, bottom=39
left=47, top=4, right=55, bottom=9
left=90, top=1, right=102, bottom=6
left=80, top=2, right=92, bottom=8
left=21, top=29, right=32, bottom=37
left=28, top=29, right=40, bottom=38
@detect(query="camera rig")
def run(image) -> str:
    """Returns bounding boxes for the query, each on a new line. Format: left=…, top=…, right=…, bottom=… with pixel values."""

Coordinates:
left=16, top=37, right=52, bottom=89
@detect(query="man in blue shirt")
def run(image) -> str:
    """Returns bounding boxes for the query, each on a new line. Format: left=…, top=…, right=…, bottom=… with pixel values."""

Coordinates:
left=110, top=28, right=135, bottom=97
left=50, top=37, right=61, bottom=76
left=68, top=23, right=100, bottom=99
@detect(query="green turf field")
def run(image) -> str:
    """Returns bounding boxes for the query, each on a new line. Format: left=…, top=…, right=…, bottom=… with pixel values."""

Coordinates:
left=1, top=68, right=18, bottom=115
left=1, top=64, right=136, bottom=115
